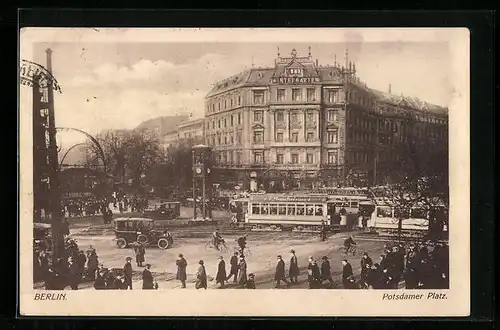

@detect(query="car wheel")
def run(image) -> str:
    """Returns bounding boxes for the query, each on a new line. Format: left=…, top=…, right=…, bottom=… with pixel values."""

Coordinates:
left=116, top=238, right=127, bottom=249
left=137, top=234, right=148, bottom=245
left=157, top=238, right=170, bottom=250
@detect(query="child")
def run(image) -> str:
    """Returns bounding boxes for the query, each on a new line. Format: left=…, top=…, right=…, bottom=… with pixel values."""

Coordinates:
left=246, top=273, right=256, bottom=289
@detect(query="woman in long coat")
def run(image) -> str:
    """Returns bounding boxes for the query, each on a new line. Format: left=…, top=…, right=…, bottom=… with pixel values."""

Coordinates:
left=176, top=254, right=187, bottom=288
left=237, top=256, right=247, bottom=287
left=289, top=250, right=299, bottom=284
left=195, top=260, right=208, bottom=289
left=142, top=264, right=154, bottom=289
left=215, top=256, right=227, bottom=288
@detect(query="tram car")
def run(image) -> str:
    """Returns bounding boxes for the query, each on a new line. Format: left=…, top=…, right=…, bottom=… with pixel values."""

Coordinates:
left=244, top=193, right=335, bottom=232
left=316, top=187, right=372, bottom=215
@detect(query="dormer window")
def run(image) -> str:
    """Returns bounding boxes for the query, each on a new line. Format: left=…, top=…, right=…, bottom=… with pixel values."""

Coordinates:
left=288, top=68, right=303, bottom=76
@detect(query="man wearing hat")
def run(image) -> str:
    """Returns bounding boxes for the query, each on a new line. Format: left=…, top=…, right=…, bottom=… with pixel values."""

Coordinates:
left=215, top=256, right=227, bottom=288
left=289, top=250, right=299, bottom=284
left=307, top=256, right=321, bottom=289
left=142, top=264, right=154, bottom=289
left=320, top=256, right=334, bottom=288
left=274, top=255, right=290, bottom=288
left=123, top=256, right=133, bottom=290
left=176, top=254, right=187, bottom=288
left=341, top=259, right=355, bottom=289
left=226, top=251, right=239, bottom=284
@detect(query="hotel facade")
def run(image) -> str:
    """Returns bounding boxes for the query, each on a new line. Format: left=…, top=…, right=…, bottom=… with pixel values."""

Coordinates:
left=204, top=49, right=448, bottom=191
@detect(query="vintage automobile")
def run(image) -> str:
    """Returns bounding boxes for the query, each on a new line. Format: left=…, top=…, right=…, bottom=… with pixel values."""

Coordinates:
left=33, top=223, right=53, bottom=252
left=113, top=217, right=174, bottom=250
left=142, top=201, right=181, bottom=220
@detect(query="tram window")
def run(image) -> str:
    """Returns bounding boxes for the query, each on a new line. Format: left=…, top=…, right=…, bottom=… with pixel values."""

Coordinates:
left=411, top=208, right=427, bottom=219
left=342, top=201, right=350, bottom=208
left=394, top=208, right=409, bottom=219
left=296, top=205, right=305, bottom=215
left=377, top=206, right=392, bottom=218
left=270, top=204, right=278, bottom=215
left=315, top=204, right=323, bottom=216
left=252, top=204, right=260, bottom=215
left=261, top=204, right=269, bottom=215
left=287, top=205, right=296, bottom=215
left=278, top=205, right=287, bottom=215
left=306, top=204, right=314, bottom=216
left=351, top=201, right=358, bottom=208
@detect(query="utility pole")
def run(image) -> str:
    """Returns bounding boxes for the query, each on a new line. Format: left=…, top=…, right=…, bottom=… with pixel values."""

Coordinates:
left=45, top=48, right=64, bottom=259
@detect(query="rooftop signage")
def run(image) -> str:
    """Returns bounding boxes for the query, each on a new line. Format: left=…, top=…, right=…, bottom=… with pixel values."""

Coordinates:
left=250, top=194, right=327, bottom=203
left=271, top=77, right=320, bottom=84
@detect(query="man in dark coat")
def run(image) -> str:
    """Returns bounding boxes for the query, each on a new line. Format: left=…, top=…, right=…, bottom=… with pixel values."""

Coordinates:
left=237, top=255, right=248, bottom=288
left=307, top=256, right=321, bottom=289
left=123, top=256, right=133, bottom=289
left=404, top=267, right=418, bottom=289
left=93, top=270, right=107, bottom=290
left=367, top=263, right=381, bottom=289
left=176, top=254, right=187, bottom=288
left=44, top=268, right=61, bottom=290
left=289, top=249, right=299, bottom=284
left=342, top=259, right=354, bottom=289
left=142, top=264, right=154, bottom=289
left=360, top=253, right=373, bottom=288
left=226, top=252, right=239, bottom=284
left=76, top=251, right=87, bottom=281
left=87, top=250, right=99, bottom=281
left=215, top=256, right=227, bottom=288
left=61, top=218, right=70, bottom=237
left=274, top=255, right=289, bottom=288
left=135, top=243, right=146, bottom=267
left=320, top=256, right=334, bottom=288
left=68, top=257, right=80, bottom=290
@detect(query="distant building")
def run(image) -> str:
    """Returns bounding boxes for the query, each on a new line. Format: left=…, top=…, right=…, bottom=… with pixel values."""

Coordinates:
left=162, top=118, right=206, bottom=156
left=204, top=48, right=448, bottom=191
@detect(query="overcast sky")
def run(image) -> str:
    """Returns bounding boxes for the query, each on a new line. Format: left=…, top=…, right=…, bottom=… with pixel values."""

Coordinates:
left=32, top=40, right=454, bottom=147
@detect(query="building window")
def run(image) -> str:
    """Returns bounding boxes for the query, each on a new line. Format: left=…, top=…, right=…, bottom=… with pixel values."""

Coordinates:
left=238, top=96, right=241, bottom=105
left=217, top=136, right=221, bottom=145
left=288, top=68, right=302, bottom=75
left=291, top=112, right=299, bottom=124
left=276, top=111, right=284, bottom=122
left=224, top=100, right=227, bottom=109
left=253, top=91, right=265, bottom=104
left=231, top=115, right=234, bottom=126
left=292, top=89, right=302, bottom=101
left=236, top=152, right=242, bottom=164
left=277, top=89, right=285, bottom=102
left=328, top=130, right=338, bottom=144
left=307, top=132, right=314, bottom=142
left=218, top=120, right=221, bottom=129
left=229, top=151, right=233, bottom=164
left=291, top=132, right=299, bottom=142
left=224, top=136, right=227, bottom=145
left=238, top=113, right=242, bottom=124
left=276, top=132, right=284, bottom=142
left=254, top=152, right=263, bottom=164
left=328, top=110, right=337, bottom=121
left=328, top=89, right=339, bottom=103
left=224, top=118, right=227, bottom=128
left=254, top=111, right=263, bottom=122
left=276, top=154, right=284, bottom=164
left=307, top=88, right=315, bottom=101
left=230, top=98, right=234, bottom=107
left=306, top=153, right=314, bottom=164
left=307, top=111, right=314, bottom=123
left=328, top=151, right=338, bottom=164
left=212, top=104, right=215, bottom=112
left=253, top=131, right=264, bottom=144
left=230, top=134, right=234, bottom=144
left=237, top=131, right=242, bottom=144
left=291, top=154, right=299, bottom=164
left=212, top=121, right=215, bottom=129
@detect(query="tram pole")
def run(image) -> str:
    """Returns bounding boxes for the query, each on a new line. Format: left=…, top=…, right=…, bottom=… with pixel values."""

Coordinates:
left=45, top=48, right=64, bottom=260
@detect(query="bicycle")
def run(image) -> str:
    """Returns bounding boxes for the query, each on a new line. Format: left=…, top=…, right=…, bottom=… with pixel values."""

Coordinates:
left=337, top=244, right=357, bottom=256
left=205, top=239, right=228, bottom=252
left=234, top=245, right=252, bottom=257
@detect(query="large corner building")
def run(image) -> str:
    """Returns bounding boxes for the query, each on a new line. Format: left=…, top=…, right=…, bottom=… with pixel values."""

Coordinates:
left=204, top=48, right=448, bottom=191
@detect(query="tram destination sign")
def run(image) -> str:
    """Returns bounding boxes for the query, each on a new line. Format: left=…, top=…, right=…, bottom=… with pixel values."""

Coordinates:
left=251, top=194, right=327, bottom=203
left=271, top=77, right=320, bottom=84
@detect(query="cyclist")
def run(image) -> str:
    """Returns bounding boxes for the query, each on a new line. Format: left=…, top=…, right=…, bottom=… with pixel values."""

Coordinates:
left=344, top=235, right=357, bottom=255
left=212, top=228, right=225, bottom=251
left=236, top=234, right=247, bottom=254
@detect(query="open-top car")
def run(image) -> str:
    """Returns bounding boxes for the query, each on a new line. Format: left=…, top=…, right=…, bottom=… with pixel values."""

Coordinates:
left=113, top=217, right=173, bottom=250
left=33, top=222, right=53, bottom=252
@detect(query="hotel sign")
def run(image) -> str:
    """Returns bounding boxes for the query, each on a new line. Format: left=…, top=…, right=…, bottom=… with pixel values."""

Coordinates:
left=271, top=77, right=320, bottom=84
left=251, top=194, right=327, bottom=203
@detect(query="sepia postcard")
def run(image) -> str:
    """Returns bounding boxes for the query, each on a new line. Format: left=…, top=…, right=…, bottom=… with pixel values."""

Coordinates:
left=19, top=27, right=470, bottom=317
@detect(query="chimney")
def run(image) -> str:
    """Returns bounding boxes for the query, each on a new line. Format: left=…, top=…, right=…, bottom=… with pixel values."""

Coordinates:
left=388, top=84, right=392, bottom=94
left=316, top=59, right=318, bottom=66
